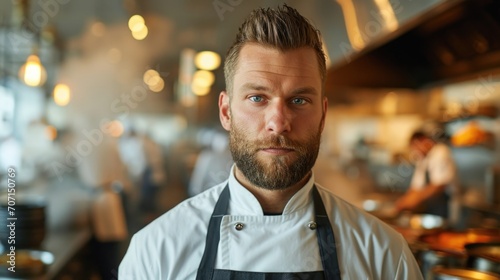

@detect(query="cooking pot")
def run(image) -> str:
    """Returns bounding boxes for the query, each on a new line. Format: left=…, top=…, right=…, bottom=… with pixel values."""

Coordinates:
left=390, top=213, right=447, bottom=248
left=420, top=249, right=465, bottom=280
left=465, top=242, right=500, bottom=275
left=0, top=199, right=46, bottom=249
left=432, top=267, right=500, bottom=280
left=419, top=229, right=500, bottom=255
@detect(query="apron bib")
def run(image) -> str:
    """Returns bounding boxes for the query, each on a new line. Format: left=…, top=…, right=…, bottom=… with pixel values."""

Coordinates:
left=423, top=169, right=449, bottom=218
left=196, top=185, right=342, bottom=280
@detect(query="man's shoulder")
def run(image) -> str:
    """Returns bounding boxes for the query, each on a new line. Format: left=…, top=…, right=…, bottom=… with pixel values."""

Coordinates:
left=315, top=184, right=405, bottom=241
left=315, top=184, right=417, bottom=277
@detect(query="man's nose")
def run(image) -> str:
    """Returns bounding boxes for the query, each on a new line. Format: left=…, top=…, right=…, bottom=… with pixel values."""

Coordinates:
left=265, top=100, right=291, bottom=134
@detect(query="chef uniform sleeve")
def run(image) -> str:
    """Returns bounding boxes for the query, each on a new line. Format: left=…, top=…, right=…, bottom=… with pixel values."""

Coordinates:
left=394, top=239, right=424, bottom=280
left=119, top=234, right=158, bottom=280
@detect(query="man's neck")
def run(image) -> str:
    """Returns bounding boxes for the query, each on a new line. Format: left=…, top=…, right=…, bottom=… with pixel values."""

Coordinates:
left=233, top=167, right=311, bottom=214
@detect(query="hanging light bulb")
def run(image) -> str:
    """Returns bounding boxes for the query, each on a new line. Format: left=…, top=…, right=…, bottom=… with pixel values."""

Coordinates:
left=128, top=15, right=145, bottom=32
left=18, top=54, right=47, bottom=87
left=194, top=51, right=221, bottom=71
left=131, top=25, right=148, bottom=40
left=192, top=70, right=215, bottom=88
left=53, top=83, right=71, bottom=106
left=128, top=14, right=148, bottom=40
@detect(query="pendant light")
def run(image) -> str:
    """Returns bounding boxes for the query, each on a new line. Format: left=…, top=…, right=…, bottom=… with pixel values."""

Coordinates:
left=18, top=48, right=47, bottom=87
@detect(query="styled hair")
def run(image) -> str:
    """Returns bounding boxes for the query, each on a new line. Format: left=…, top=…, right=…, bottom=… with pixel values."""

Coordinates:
left=224, top=4, right=327, bottom=94
left=410, top=131, right=430, bottom=143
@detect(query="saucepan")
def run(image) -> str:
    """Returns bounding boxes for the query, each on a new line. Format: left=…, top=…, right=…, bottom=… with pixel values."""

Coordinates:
left=431, top=267, right=500, bottom=280
left=414, top=229, right=500, bottom=275
left=420, top=249, right=465, bottom=280
left=362, top=198, right=446, bottom=231
left=418, top=229, right=500, bottom=255
left=465, top=242, right=500, bottom=275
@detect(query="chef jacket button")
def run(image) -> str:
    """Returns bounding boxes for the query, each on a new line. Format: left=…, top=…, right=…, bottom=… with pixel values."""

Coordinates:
left=307, top=221, right=317, bottom=230
left=234, top=223, right=244, bottom=231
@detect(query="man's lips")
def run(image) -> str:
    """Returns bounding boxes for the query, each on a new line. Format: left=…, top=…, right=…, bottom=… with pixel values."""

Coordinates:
left=260, top=147, right=295, bottom=155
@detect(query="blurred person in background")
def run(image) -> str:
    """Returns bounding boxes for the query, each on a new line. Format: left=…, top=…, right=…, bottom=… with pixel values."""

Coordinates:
left=120, top=4, right=422, bottom=279
left=188, top=129, right=233, bottom=197
left=0, top=134, right=22, bottom=189
left=118, top=127, right=167, bottom=224
left=395, top=130, right=460, bottom=225
left=71, top=128, right=129, bottom=280
left=0, top=134, right=21, bottom=173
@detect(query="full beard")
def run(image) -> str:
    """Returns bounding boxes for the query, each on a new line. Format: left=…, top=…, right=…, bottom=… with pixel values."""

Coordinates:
left=229, top=123, right=322, bottom=191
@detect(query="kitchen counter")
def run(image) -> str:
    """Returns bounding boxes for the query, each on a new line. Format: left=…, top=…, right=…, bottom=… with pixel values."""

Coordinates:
left=41, top=229, right=92, bottom=280
left=0, top=228, right=92, bottom=280
left=0, top=173, right=95, bottom=279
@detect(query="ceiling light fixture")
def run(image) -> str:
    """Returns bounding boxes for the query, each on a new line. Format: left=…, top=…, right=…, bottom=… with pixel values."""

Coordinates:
left=194, top=51, right=221, bottom=71
left=192, top=70, right=215, bottom=88
left=18, top=51, right=47, bottom=87
left=53, top=83, right=71, bottom=106
left=128, top=14, right=148, bottom=40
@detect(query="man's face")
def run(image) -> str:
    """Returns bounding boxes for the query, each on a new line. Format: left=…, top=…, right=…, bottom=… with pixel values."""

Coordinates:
left=219, top=43, right=327, bottom=190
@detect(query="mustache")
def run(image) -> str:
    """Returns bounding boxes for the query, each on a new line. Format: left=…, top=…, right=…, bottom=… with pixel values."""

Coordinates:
left=254, top=135, right=302, bottom=150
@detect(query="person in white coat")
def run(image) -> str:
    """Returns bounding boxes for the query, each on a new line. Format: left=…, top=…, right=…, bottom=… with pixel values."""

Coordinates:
left=395, top=131, right=460, bottom=225
left=119, top=4, right=423, bottom=279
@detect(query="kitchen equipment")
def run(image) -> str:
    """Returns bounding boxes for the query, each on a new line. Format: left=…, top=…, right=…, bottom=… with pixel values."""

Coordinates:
left=419, top=229, right=500, bottom=255
left=389, top=213, right=447, bottom=246
left=397, top=213, right=446, bottom=230
left=362, top=198, right=398, bottom=221
left=465, top=242, right=500, bottom=275
left=420, top=249, right=465, bottom=280
left=0, top=249, right=54, bottom=278
left=0, top=200, right=46, bottom=249
left=432, top=267, right=500, bottom=280
left=362, top=196, right=448, bottom=230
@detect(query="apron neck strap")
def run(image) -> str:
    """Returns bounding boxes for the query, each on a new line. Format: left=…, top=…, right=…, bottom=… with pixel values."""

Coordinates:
left=313, top=187, right=342, bottom=279
left=196, top=186, right=229, bottom=280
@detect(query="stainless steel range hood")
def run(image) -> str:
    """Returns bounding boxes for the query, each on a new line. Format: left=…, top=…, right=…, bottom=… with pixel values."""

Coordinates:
left=326, top=0, right=500, bottom=90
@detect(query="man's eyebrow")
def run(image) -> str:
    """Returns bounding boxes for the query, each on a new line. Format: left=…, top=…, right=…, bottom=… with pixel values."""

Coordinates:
left=240, top=83, right=270, bottom=92
left=290, top=86, right=318, bottom=95
left=240, top=83, right=318, bottom=95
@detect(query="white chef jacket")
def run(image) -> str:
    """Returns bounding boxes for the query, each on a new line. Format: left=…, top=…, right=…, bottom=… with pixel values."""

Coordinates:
left=119, top=167, right=423, bottom=280
left=410, top=143, right=457, bottom=191
left=409, top=143, right=460, bottom=224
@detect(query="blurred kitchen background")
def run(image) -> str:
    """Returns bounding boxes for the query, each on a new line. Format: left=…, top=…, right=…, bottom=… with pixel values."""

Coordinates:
left=0, top=0, right=499, bottom=279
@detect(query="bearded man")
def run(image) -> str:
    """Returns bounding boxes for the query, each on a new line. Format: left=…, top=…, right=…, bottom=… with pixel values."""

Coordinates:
left=119, top=4, right=422, bottom=280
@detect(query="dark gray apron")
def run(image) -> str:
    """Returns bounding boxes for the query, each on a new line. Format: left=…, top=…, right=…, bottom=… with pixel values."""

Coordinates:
left=196, top=185, right=342, bottom=280
left=422, top=169, right=449, bottom=218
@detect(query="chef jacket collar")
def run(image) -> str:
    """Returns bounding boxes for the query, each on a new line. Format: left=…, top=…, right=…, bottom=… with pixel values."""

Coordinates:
left=227, top=164, right=316, bottom=216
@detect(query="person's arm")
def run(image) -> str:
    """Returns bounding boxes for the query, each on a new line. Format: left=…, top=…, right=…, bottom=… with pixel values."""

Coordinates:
left=395, top=183, right=447, bottom=211
left=396, top=144, right=455, bottom=212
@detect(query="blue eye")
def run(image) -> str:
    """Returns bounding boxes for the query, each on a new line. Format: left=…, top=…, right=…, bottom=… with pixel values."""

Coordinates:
left=291, top=98, right=306, bottom=105
left=249, top=96, right=264, bottom=102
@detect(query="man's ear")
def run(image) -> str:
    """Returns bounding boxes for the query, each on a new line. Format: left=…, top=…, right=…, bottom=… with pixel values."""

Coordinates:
left=320, top=96, right=328, bottom=133
left=219, top=91, right=231, bottom=131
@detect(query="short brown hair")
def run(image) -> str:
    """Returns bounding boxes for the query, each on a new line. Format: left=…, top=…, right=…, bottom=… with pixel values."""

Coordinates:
left=224, top=4, right=327, bottom=94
